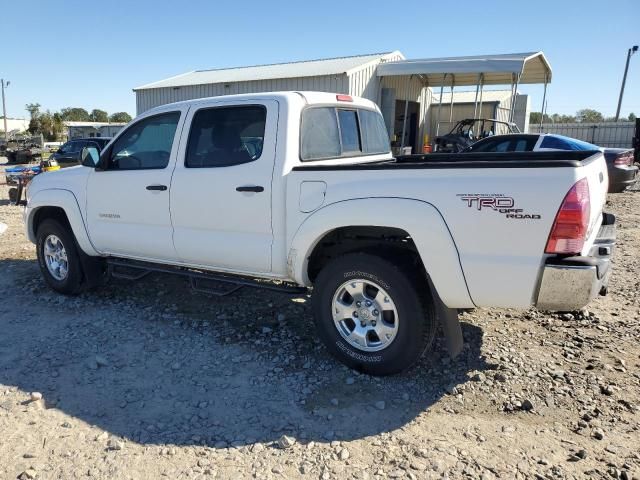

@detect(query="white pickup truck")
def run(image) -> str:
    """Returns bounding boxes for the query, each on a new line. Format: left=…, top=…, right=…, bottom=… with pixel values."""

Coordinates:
left=24, top=91, right=615, bottom=375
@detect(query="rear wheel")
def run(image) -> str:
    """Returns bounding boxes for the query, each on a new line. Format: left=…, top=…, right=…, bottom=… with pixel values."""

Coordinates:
left=36, top=219, right=84, bottom=295
left=312, top=253, right=436, bottom=375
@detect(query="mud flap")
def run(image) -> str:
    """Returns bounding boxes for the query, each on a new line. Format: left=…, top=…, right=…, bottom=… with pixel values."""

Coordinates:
left=428, top=277, right=463, bottom=358
left=77, top=245, right=108, bottom=289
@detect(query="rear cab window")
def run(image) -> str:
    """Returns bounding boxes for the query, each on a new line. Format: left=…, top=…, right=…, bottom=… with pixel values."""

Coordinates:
left=300, top=106, right=390, bottom=161
left=185, top=105, right=266, bottom=168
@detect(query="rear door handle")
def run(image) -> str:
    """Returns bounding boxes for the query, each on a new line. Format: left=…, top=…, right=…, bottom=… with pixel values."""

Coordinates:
left=236, top=185, right=264, bottom=193
left=146, top=185, right=167, bottom=191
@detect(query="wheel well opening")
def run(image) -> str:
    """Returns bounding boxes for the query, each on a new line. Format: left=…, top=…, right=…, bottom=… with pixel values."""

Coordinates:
left=32, top=207, right=71, bottom=236
left=307, top=226, right=425, bottom=283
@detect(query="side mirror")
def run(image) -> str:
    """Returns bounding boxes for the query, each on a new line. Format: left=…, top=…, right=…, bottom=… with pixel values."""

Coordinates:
left=81, top=146, right=100, bottom=168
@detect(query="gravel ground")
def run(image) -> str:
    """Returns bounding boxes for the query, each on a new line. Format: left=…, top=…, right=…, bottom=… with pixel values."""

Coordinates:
left=0, top=164, right=638, bottom=480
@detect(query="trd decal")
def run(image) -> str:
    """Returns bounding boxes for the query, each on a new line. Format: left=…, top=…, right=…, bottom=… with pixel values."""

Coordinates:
left=457, top=193, right=541, bottom=220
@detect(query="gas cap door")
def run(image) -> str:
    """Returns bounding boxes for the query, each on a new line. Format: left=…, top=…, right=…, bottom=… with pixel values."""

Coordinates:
left=299, top=181, right=327, bottom=213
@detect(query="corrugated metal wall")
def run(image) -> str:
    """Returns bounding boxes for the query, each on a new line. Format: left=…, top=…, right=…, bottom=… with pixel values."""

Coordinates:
left=135, top=74, right=350, bottom=113
left=427, top=93, right=525, bottom=138
left=533, top=122, right=635, bottom=148
left=349, top=61, right=381, bottom=103
left=430, top=102, right=497, bottom=137
left=378, top=75, right=431, bottom=150
left=348, top=52, right=405, bottom=103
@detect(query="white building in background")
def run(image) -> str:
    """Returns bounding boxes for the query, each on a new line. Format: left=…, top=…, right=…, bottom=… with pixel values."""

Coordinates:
left=134, top=52, right=432, bottom=152
left=133, top=51, right=536, bottom=153
left=0, top=117, right=30, bottom=135
left=64, top=121, right=127, bottom=139
left=431, top=90, right=530, bottom=135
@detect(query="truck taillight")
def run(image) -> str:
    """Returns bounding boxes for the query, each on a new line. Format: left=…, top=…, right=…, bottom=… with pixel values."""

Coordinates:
left=545, top=178, right=590, bottom=255
left=614, top=151, right=633, bottom=166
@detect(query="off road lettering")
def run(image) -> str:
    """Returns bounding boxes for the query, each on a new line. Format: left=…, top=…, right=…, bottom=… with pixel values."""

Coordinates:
left=458, top=194, right=540, bottom=220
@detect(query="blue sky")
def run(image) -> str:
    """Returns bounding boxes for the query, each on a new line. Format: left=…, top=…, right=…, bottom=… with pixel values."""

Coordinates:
left=2, top=0, right=638, bottom=119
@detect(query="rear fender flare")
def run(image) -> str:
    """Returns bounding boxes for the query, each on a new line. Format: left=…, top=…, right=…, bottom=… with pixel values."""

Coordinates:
left=289, top=197, right=474, bottom=308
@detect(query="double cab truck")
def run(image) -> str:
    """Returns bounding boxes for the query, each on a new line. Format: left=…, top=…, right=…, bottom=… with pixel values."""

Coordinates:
left=24, top=92, right=616, bottom=375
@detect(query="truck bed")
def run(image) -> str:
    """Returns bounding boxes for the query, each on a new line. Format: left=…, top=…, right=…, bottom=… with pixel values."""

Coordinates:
left=288, top=149, right=608, bottom=309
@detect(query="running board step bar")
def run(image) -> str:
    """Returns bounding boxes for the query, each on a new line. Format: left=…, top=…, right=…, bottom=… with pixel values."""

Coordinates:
left=106, top=259, right=309, bottom=297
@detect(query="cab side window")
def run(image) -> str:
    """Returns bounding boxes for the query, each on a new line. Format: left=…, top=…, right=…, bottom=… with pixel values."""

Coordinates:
left=108, top=112, right=180, bottom=170
left=185, top=106, right=266, bottom=168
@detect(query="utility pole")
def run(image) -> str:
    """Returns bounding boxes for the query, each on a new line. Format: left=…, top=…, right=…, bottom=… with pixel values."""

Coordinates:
left=615, top=46, right=638, bottom=121
left=1, top=79, right=9, bottom=141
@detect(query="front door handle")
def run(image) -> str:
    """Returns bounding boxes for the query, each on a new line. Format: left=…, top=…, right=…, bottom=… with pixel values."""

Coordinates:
left=146, top=185, right=167, bottom=191
left=236, top=185, right=264, bottom=193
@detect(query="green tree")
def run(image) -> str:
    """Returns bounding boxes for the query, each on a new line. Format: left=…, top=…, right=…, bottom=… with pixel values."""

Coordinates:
left=109, top=112, right=132, bottom=123
left=38, top=111, right=53, bottom=139
left=558, top=114, right=576, bottom=123
left=60, top=107, right=91, bottom=122
left=28, top=118, right=39, bottom=135
left=90, top=109, right=109, bottom=122
left=629, top=112, right=637, bottom=122
left=530, top=112, right=545, bottom=124
left=50, top=112, right=64, bottom=141
left=575, top=109, right=604, bottom=123
left=25, top=103, right=41, bottom=120
left=25, top=109, right=64, bottom=140
left=529, top=112, right=553, bottom=124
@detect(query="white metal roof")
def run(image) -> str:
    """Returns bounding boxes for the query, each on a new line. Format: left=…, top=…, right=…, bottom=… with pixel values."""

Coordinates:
left=143, top=91, right=378, bottom=114
left=134, top=52, right=400, bottom=91
left=64, top=121, right=127, bottom=127
left=434, top=90, right=514, bottom=104
left=376, top=52, right=552, bottom=86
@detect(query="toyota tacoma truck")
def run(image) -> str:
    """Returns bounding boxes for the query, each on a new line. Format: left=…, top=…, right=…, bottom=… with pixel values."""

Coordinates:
left=23, top=91, right=615, bottom=375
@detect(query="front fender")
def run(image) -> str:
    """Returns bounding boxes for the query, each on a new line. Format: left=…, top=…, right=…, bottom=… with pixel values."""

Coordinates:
left=25, top=188, right=99, bottom=256
left=288, top=198, right=474, bottom=308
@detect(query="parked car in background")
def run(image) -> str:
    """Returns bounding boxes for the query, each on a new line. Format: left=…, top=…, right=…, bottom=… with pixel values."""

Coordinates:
left=50, top=138, right=112, bottom=165
left=464, top=133, right=638, bottom=193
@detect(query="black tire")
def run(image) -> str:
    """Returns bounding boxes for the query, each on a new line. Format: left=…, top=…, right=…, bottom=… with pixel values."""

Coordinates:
left=312, top=252, right=436, bottom=376
left=36, top=219, right=84, bottom=295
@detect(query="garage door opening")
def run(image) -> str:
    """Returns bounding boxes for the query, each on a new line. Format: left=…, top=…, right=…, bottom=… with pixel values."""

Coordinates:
left=393, top=100, right=419, bottom=154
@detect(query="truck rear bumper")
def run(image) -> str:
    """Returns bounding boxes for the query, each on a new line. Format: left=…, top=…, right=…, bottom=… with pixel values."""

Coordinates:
left=536, top=213, right=615, bottom=311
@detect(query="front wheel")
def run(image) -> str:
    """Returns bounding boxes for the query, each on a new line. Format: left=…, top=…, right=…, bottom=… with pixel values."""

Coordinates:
left=36, top=219, right=84, bottom=295
left=312, top=253, right=436, bottom=375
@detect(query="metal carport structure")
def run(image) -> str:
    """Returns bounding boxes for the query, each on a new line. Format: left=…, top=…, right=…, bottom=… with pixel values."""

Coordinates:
left=377, top=52, right=553, bottom=148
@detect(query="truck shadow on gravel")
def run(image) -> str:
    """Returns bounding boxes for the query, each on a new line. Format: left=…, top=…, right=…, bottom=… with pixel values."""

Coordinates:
left=0, top=259, right=495, bottom=448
